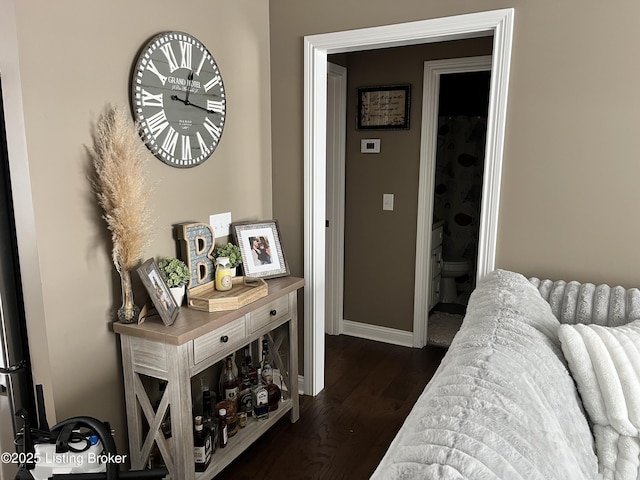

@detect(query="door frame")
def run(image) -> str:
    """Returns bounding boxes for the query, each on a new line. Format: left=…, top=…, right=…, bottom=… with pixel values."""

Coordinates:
left=325, top=62, right=347, bottom=336
left=413, top=55, right=493, bottom=348
left=303, top=8, right=514, bottom=395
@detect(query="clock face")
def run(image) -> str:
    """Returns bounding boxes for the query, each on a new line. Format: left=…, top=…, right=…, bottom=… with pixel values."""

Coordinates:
left=131, top=31, right=226, bottom=168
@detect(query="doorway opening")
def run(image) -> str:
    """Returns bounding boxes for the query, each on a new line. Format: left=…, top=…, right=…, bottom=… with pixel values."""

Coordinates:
left=0, top=76, right=36, bottom=474
left=434, top=70, right=491, bottom=307
left=415, top=56, right=492, bottom=348
left=304, top=9, right=514, bottom=395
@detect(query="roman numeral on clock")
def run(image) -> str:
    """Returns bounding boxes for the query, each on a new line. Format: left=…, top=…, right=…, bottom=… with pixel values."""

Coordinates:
left=195, top=52, right=207, bottom=76
left=146, top=110, right=169, bottom=138
left=181, top=135, right=192, bottom=160
left=204, top=75, right=222, bottom=92
left=160, top=43, right=180, bottom=72
left=203, top=117, right=222, bottom=142
left=179, top=41, right=192, bottom=70
left=140, top=89, right=163, bottom=108
left=206, top=100, right=225, bottom=115
left=144, top=59, right=167, bottom=85
left=161, top=127, right=179, bottom=156
left=196, top=131, right=211, bottom=157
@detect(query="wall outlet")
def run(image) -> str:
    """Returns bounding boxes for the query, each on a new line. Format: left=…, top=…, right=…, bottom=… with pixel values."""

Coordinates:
left=383, top=193, right=394, bottom=211
left=209, top=212, right=232, bottom=238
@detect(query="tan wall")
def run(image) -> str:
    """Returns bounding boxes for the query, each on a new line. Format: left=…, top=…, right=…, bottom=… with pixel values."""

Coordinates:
left=270, top=0, right=640, bottom=292
left=340, top=40, right=493, bottom=332
left=4, top=0, right=271, bottom=454
left=3, top=0, right=640, bottom=461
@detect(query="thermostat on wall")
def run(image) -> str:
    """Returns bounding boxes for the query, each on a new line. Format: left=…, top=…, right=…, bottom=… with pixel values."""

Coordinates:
left=361, top=139, right=380, bottom=153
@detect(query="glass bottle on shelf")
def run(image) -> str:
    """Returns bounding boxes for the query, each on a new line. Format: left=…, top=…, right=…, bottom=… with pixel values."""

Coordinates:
left=193, top=416, right=211, bottom=472
left=252, top=367, right=269, bottom=420
left=244, top=345, right=258, bottom=385
left=261, top=339, right=273, bottom=384
left=218, top=409, right=228, bottom=449
left=222, top=356, right=240, bottom=408
left=218, top=354, right=239, bottom=397
left=261, top=339, right=281, bottom=411
left=202, top=387, right=218, bottom=454
left=238, top=360, right=254, bottom=417
left=267, top=382, right=281, bottom=411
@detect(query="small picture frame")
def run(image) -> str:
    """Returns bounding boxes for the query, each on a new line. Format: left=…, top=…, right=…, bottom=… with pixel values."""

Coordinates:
left=357, top=84, right=411, bottom=130
left=137, top=258, right=179, bottom=326
left=232, top=220, right=290, bottom=279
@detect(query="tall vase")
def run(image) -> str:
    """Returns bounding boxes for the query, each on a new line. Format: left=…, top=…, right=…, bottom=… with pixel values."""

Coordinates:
left=117, top=269, right=140, bottom=324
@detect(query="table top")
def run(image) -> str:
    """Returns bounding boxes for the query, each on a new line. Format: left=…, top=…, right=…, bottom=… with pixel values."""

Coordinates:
left=113, top=276, right=304, bottom=345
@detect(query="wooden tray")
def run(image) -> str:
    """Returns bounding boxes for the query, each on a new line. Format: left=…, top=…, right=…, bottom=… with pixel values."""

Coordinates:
left=187, top=277, right=268, bottom=312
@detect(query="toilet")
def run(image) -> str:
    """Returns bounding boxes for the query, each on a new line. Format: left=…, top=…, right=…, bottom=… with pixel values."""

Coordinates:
left=441, top=259, right=470, bottom=303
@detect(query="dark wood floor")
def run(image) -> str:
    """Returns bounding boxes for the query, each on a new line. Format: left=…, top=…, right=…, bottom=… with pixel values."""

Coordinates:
left=215, top=334, right=446, bottom=480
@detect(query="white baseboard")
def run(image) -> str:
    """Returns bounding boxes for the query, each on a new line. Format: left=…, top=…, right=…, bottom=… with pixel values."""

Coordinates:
left=296, top=374, right=306, bottom=395
left=276, top=369, right=307, bottom=396
left=342, top=320, right=414, bottom=347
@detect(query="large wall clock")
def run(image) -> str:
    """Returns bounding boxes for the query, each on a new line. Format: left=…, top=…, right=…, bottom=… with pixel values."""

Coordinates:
left=131, top=31, right=226, bottom=168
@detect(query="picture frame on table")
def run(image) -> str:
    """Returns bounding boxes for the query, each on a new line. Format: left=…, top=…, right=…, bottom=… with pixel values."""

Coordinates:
left=357, top=84, right=411, bottom=130
left=137, top=258, right=179, bottom=326
left=232, top=220, right=290, bottom=279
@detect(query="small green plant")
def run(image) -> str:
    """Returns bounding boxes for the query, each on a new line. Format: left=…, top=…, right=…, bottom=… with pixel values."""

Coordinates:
left=214, top=242, right=243, bottom=268
left=158, top=257, right=190, bottom=287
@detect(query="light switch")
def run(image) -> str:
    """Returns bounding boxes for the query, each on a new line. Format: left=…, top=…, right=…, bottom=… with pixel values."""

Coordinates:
left=383, top=193, right=394, bottom=211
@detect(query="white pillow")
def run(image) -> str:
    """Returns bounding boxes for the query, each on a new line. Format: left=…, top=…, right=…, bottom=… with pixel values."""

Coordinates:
left=559, top=320, right=640, bottom=479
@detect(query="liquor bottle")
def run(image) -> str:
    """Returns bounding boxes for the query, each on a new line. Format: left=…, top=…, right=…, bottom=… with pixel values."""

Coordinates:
left=216, top=399, right=238, bottom=437
left=202, top=388, right=217, bottom=454
left=252, top=367, right=269, bottom=420
left=218, top=409, right=229, bottom=449
left=222, top=357, right=240, bottom=408
left=260, top=339, right=273, bottom=385
left=244, top=345, right=258, bottom=385
left=194, top=416, right=211, bottom=472
left=218, top=355, right=239, bottom=398
left=267, top=382, right=281, bottom=412
left=238, top=363, right=254, bottom=417
left=260, top=339, right=281, bottom=411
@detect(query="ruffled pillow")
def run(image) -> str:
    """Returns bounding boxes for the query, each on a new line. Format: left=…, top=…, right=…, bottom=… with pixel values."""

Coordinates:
left=559, top=320, right=640, bottom=479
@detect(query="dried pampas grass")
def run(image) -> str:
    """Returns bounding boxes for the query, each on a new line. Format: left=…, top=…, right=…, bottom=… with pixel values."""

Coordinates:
left=90, top=105, right=153, bottom=273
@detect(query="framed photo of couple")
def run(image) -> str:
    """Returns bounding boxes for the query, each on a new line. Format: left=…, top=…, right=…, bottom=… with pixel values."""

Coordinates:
left=137, top=258, right=179, bottom=326
left=232, top=220, right=289, bottom=279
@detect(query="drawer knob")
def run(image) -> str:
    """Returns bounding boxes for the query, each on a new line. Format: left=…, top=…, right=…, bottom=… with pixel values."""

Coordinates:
left=270, top=309, right=277, bottom=316
left=220, top=335, right=229, bottom=343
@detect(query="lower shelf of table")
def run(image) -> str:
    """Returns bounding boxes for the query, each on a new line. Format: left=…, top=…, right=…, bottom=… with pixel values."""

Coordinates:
left=195, top=397, right=294, bottom=479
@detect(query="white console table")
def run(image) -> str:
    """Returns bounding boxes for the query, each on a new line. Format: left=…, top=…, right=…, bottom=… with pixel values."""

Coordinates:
left=114, top=276, right=304, bottom=479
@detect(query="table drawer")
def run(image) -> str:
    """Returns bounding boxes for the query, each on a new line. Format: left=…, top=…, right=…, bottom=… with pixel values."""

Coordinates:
left=249, top=296, right=289, bottom=333
left=193, top=317, right=247, bottom=364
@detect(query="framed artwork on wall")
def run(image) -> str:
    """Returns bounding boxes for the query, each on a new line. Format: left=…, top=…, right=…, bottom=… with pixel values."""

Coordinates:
left=232, top=220, right=290, bottom=279
left=357, top=84, right=411, bottom=130
left=137, top=258, right=179, bottom=326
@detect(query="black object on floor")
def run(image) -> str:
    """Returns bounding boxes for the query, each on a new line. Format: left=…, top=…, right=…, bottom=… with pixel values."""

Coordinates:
left=431, top=302, right=467, bottom=316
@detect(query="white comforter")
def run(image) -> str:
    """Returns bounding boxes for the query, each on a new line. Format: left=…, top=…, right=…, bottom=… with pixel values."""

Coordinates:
left=371, top=270, right=600, bottom=480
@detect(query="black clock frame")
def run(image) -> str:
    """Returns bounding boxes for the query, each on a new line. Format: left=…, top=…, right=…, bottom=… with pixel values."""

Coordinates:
left=130, top=31, right=226, bottom=168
